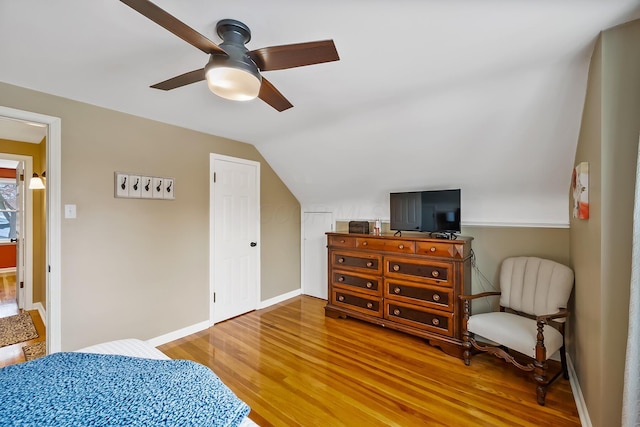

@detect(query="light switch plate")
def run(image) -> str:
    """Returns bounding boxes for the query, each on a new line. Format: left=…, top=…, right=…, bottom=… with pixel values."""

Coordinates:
left=64, top=204, right=76, bottom=219
left=115, top=172, right=129, bottom=198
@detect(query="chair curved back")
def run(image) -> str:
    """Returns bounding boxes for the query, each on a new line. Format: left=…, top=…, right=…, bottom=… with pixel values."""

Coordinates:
left=499, top=257, right=574, bottom=319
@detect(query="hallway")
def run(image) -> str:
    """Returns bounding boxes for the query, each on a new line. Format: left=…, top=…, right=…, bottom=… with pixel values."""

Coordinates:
left=0, top=272, right=45, bottom=367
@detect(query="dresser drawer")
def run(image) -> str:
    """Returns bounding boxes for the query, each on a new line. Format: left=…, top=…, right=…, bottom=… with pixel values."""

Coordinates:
left=332, top=270, right=382, bottom=296
left=332, top=288, right=383, bottom=317
left=415, top=241, right=467, bottom=259
left=385, top=301, right=454, bottom=337
left=328, top=235, right=356, bottom=248
left=384, top=256, right=453, bottom=287
left=356, top=238, right=415, bottom=254
left=384, top=279, right=454, bottom=312
left=331, top=251, right=382, bottom=275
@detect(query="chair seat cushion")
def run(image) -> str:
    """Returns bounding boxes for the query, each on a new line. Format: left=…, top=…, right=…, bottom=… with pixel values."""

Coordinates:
left=467, top=312, right=563, bottom=359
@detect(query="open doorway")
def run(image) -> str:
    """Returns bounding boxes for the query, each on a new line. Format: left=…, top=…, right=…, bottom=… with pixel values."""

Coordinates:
left=0, top=106, right=61, bottom=357
left=0, top=145, right=45, bottom=366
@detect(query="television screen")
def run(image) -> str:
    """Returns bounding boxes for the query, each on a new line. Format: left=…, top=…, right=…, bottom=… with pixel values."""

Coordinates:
left=390, top=189, right=461, bottom=233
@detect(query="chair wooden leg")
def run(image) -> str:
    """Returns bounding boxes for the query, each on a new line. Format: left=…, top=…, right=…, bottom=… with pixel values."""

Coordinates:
left=461, top=299, right=471, bottom=366
left=462, top=331, right=471, bottom=366
left=534, top=320, right=548, bottom=406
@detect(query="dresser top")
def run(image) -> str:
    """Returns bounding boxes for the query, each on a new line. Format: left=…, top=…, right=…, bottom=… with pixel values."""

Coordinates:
left=326, top=232, right=473, bottom=244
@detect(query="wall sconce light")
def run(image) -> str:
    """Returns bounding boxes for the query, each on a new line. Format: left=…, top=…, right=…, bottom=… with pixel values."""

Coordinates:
left=29, top=171, right=46, bottom=190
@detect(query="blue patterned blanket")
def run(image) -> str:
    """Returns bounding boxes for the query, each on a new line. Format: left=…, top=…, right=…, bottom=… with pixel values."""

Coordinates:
left=0, top=352, right=250, bottom=426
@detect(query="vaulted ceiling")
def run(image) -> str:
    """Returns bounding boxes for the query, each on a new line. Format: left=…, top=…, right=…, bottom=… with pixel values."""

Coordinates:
left=1, top=1, right=639, bottom=225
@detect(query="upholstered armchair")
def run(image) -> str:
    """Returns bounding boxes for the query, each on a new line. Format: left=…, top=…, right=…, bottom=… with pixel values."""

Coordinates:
left=459, top=256, right=574, bottom=405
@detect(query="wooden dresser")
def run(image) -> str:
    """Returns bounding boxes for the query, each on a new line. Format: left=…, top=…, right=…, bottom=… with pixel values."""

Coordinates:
left=325, top=232, right=472, bottom=359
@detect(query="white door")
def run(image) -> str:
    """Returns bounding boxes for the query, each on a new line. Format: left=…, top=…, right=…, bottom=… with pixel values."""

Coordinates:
left=15, top=162, right=25, bottom=310
left=302, top=212, right=333, bottom=299
left=210, top=154, right=260, bottom=323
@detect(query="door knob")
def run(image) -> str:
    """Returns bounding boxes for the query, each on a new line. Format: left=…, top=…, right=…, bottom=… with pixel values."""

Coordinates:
left=250, top=242, right=257, bottom=247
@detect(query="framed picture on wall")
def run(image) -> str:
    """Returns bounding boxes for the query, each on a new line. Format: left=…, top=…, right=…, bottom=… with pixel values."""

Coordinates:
left=572, top=162, right=589, bottom=220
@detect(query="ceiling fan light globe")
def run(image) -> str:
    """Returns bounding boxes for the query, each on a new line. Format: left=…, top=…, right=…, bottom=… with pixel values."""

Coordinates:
left=206, top=66, right=261, bottom=101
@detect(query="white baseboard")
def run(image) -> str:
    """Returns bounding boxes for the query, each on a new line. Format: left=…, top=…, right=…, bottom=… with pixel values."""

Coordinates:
left=567, top=355, right=591, bottom=427
left=32, top=302, right=46, bottom=328
left=147, top=289, right=302, bottom=348
left=146, top=320, right=210, bottom=348
left=258, top=288, right=302, bottom=309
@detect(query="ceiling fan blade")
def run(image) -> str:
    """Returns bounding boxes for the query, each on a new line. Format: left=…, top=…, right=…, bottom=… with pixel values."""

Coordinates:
left=120, top=0, right=225, bottom=55
left=258, top=78, right=293, bottom=112
left=150, top=69, right=205, bottom=90
left=249, top=40, right=339, bottom=71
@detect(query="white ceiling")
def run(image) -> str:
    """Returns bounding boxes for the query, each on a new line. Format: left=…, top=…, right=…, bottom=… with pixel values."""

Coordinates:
left=1, top=1, right=639, bottom=225
left=0, top=117, right=46, bottom=144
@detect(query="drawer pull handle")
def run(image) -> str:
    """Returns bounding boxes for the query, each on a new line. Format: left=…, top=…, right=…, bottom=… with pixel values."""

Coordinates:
left=366, top=302, right=373, bottom=309
left=398, top=244, right=404, bottom=249
left=430, top=246, right=436, bottom=252
left=366, top=261, right=374, bottom=268
left=366, top=282, right=373, bottom=288
left=431, top=270, right=440, bottom=278
left=432, top=318, right=440, bottom=326
left=394, top=287, right=401, bottom=294
left=432, top=293, right=441, bottom=302
left=362, top=241, right=368, bottom=246
left=338, top=295, right=345, bottom=302
left=338, top=276, right=345, bottom=282
left=393, top=308, right=401, bottom=316
left=340, top=239, right=345, bottom=243
left=393, top=264, right=400, bottom=272
left=338, top=257, right=345, bottom=263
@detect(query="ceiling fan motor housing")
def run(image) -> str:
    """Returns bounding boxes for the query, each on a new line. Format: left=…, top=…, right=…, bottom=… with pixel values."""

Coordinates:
left=205, top=19, right=262, bottom=100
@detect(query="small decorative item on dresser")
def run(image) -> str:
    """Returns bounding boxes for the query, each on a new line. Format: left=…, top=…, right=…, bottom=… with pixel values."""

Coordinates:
left=348, top=221, right=370, bottom=234
left=374, top=219, right=381, bottom=235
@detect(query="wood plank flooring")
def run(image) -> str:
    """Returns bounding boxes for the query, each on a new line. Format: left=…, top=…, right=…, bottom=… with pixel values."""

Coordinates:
left=159, top=295, right=581, bottom=427
left=0, top=272, right=46, bottom=368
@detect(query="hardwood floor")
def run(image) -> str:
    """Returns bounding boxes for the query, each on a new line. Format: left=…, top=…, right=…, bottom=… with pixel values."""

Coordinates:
left=159, top=295, right=581, bottom=427
left=0, top=272, right=46, bottom=368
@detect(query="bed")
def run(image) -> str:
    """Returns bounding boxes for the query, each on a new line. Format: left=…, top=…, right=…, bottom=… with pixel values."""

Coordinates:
left=0, top=338, right=258, bottom=427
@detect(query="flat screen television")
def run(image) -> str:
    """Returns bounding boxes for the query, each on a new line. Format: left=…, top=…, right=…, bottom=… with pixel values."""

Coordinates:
left=390, top=189, right=461, bottom=235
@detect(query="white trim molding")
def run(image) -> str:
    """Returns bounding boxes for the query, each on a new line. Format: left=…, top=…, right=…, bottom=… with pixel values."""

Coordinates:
left=567, top=355, right=592, bottom=427
left=146, top=320, right=210, bottom=348
left=258, top=289, right=302, bottom=309
left=33, top=302, right=46, bottom=328
left=147, top=289, right=303, bottom=348
left=462, top=221, right=570, bottom=229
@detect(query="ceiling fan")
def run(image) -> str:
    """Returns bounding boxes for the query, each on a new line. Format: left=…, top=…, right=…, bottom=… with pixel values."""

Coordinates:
left=120, top=0, right=340, bottom=111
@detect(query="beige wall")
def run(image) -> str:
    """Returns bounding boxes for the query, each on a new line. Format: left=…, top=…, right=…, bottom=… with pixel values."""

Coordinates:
left=571, top=19, right=640, bottom=427
left=0, top=137, right=47, bottom=306
left=0, top=81, right=301, bottom=351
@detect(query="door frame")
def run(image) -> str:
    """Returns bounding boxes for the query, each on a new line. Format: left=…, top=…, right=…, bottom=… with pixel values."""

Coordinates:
left=0, top=154, right=34, bottom=311
left=209, top=153, right=261, bottom=325
left=0, top=106, right=61, bottom=354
